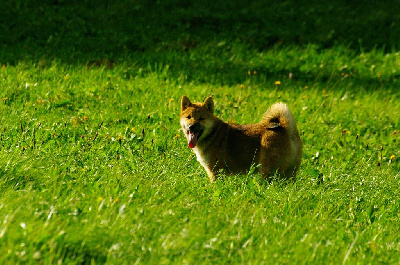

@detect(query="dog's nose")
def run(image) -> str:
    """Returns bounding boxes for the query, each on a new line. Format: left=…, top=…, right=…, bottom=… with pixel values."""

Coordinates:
left=189, top=123, right=200, bottom=132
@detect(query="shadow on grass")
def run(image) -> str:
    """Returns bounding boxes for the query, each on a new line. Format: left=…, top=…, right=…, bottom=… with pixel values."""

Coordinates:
left=1, top=0, right=400, bottom=87
left=2, top=0, right=399, bottom=61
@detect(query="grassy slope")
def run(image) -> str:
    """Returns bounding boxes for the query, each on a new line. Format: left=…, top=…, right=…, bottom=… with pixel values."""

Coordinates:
left=1, top=0, right=400, bottom=264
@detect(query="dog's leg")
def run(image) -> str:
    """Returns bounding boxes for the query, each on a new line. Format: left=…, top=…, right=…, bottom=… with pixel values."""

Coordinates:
left=203, top=167, right=216, bottom=182
left=208, top=172, right=216, bottom=182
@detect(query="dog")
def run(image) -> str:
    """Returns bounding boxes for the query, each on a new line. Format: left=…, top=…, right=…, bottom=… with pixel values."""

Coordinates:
left=180, top=96, right=302, bottom=182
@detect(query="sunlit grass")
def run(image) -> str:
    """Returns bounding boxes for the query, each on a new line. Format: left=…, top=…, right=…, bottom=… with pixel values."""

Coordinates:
left=1, top=45, right=399, bottom=264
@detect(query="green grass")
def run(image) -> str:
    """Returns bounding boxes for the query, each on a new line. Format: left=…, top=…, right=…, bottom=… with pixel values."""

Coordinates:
left=1, top=0, right=400, bottom=264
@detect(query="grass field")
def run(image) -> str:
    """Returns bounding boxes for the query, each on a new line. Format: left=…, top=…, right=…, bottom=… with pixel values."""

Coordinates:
left=1, top=0, right=400, bottom=264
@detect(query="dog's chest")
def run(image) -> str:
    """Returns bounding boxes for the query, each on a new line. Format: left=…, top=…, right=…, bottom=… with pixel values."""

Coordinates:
left=193, top=148, right=212, bottom=171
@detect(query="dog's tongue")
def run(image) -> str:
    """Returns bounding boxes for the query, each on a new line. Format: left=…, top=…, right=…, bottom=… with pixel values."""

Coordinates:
left=188, top=131, right=198, bottom=148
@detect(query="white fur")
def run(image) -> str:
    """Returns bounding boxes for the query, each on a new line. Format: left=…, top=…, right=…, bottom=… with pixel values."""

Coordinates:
left=193, top=147, right=213, bottom=178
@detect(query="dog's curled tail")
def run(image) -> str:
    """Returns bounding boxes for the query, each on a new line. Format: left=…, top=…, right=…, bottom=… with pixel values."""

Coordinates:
left=261, top=102, right=297, bottom=132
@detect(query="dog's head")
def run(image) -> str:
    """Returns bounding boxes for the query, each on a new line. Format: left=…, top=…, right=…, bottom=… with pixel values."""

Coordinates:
left=180, top=96, right=215, bottom=148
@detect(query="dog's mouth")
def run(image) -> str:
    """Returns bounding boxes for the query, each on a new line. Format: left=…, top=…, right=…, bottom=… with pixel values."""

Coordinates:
left=187, top=128, right=204, bottom=149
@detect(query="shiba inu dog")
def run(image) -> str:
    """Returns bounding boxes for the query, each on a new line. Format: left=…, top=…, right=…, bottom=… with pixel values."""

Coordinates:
left=180, top=96, right=302, bottom=182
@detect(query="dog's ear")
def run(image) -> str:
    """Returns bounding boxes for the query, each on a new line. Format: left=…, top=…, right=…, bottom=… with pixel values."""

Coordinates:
left=181, top=96, right=192, bottom=111
left=203, top=97, right=214, bottom=113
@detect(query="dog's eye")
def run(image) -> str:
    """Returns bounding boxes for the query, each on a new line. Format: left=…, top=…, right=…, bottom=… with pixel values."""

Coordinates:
left=198, top=117, right=205, bottom=121
left=186, top=115, right=191, bottom=119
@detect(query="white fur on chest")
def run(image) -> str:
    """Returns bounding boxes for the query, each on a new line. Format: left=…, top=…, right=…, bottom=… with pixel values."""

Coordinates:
left=193, top=147, right=213, bottom=176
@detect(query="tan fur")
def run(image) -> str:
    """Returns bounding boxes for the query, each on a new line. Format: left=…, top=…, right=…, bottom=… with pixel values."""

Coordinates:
left=180, top=96, right=302, bottom=182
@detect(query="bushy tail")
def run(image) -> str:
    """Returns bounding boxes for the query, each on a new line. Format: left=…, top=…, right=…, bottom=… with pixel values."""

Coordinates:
left=261, top=102, right=297, bottom=132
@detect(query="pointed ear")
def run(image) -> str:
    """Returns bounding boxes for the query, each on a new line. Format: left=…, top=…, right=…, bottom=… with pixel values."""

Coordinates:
left=181, top=96, right=192, bottom=111
left=203, top=97, right=214, bottom=113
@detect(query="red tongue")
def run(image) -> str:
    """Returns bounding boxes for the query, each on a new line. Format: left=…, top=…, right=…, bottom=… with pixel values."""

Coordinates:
left=188, top=131, right=198, bottom=148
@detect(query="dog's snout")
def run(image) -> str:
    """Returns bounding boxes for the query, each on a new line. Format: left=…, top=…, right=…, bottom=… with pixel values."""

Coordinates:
left=189, top=123, right=200, bottom=132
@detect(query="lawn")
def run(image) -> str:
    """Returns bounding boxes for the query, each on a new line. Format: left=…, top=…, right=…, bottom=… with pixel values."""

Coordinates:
left=1, top=0, right=400, bottom=264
